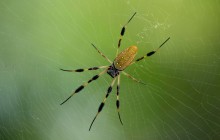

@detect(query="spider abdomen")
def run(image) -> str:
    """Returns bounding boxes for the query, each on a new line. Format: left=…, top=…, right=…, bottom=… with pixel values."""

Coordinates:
left=114, top=46, right=138, bottom=70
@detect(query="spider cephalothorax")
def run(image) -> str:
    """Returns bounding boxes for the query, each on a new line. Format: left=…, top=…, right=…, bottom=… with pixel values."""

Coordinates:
left=107, top=64, right=120, bottom=78
left=60, top=12, right=170, bottom=131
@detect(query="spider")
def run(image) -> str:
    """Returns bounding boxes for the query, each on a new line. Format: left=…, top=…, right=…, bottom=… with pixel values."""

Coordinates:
left=60, top=12, right=170, bottom=131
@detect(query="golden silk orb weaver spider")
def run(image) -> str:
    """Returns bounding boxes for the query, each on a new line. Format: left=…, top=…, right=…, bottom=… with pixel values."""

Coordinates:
left=60, top=12, right=170, bottom=131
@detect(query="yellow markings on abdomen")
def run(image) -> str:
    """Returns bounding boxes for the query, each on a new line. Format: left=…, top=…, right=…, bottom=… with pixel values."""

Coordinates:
left=114, top=46, right=138, bottom=70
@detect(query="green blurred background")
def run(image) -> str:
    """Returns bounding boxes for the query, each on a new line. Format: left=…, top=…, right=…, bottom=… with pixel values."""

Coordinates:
left=0, top=0, right=220, bottom=140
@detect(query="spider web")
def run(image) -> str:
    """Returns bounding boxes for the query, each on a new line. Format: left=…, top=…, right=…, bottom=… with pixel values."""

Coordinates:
left=0, top=0, right=220, bottom=140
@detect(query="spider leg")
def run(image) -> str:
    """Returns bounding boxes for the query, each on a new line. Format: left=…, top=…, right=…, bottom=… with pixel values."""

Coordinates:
left=131, top=37, right=170, bottom=65
left=60, top=68, right=108, bottom=105
left=60, top=66, right=108, bottom=72
left=116, top=74, right=123, bottom=125
left=116, top=12, right=136, bottom=56
left=89, top=77, right=117, bottom=131
left=91, top=43, right=112, bottom=64
left=122, top=71, right=146, bottom=85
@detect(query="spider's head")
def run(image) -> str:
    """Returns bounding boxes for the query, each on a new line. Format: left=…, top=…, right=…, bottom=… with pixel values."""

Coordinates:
left=107, top=64, right=120, bottom=78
